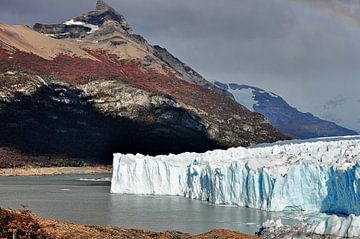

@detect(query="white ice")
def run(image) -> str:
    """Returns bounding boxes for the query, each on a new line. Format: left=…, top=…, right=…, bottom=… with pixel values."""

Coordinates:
left=63, top=19, right=99, bottom=34
left=111, top=136, right=360, bottom=215
left=228, top=87, right=258, bottom=111
left=306, top=214, right=360, bottom=238
left=261, top=214, right=360, bottom=238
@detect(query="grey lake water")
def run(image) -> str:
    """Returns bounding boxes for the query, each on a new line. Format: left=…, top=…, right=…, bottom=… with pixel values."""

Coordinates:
left=0, top=174, right=297, bottom=235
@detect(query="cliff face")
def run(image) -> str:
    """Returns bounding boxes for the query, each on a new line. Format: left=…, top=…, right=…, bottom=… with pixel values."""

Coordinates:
left=0, top=1, right=287, bottom=165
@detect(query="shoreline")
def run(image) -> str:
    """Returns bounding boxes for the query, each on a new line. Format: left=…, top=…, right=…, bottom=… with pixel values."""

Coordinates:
left=0, top=166, right=112, bottom=176
left=1, top=208, right=257, bottom=239
left=37, top=216, right=258, bottom=239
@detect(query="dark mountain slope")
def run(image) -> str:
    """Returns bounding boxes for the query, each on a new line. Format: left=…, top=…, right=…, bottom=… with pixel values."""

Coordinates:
left=215, top=82, right=357, bottom=139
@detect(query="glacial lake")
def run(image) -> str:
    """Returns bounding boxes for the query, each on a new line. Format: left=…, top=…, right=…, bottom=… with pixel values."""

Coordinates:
left=0, top=174, right=298, bottom=235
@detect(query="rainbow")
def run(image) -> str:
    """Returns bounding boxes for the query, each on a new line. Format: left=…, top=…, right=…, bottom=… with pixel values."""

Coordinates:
left=280, top=0, right=360, bottom=33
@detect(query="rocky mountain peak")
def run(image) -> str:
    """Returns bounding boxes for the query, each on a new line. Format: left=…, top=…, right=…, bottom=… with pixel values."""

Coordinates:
left=92, top=0, right=131, bottom=31
left=96, top=0, right=111, bottom=11
left=33, top=0, right=133, bottom=39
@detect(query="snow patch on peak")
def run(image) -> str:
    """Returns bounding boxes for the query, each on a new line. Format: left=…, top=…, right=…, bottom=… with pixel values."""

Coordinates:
left=268, top=91, right=279, bottom=98
left=227, top=87, right=257, bottom=111
left=63, top=19, right=99, bottom=34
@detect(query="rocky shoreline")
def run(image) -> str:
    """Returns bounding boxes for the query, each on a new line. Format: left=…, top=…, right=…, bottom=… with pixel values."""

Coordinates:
left=0, top=166, right=111, bottom=176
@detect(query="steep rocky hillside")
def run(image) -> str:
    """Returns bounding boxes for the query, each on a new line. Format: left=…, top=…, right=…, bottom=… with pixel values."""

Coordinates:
left=0, top=0, right=286, bottom=165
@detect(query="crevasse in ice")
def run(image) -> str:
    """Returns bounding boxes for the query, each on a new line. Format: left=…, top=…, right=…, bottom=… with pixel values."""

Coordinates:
left=111, top=136, right=360, bottom=215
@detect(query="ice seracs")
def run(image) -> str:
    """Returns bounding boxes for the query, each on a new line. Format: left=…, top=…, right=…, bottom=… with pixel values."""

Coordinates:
left=259, top=214, right=360, bottom=238
left=308, top=214, right=360, bottom=238
left=111, top=136, right=360, bottom=215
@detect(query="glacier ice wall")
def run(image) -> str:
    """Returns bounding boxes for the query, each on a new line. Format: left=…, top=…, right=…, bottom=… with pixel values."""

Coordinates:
left=307, top=214, right=360, bottom=238
left=258, top=214, right=360, bottom=238
left=111, top=136, right=360, bottom=214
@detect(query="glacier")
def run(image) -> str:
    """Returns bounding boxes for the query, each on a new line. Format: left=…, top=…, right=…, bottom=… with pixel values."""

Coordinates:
left=111, top=136, right=360, bottom=215
left=307, top=214, right=360, bottom=238
left=259, top=214, right=360, bottom=238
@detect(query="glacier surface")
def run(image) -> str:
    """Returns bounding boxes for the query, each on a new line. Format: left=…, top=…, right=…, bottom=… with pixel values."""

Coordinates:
left=307, top=214, right=360, bottom=238
left=259, top=214, right=360, bottom=238
left=111, top=136, right=360, bottom=215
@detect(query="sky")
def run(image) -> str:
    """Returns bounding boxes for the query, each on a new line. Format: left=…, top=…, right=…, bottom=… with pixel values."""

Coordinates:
left=0, top=0, right=359, bottom=132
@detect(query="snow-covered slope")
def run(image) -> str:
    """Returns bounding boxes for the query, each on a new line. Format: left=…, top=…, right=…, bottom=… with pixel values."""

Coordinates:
left=111, top=136, right=360, bottom=214
left=214, top=82, right=358, bottom=139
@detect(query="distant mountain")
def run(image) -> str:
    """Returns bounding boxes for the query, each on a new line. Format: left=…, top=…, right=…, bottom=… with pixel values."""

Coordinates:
left=317, top=96, right=360, bottom=134
left=0, top=1, right=286, bottom=166
left=215, top=82, right=358, bottom=139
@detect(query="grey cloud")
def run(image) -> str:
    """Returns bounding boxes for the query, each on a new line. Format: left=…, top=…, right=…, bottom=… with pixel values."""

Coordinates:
left=323, top=96, right=350, bottom=110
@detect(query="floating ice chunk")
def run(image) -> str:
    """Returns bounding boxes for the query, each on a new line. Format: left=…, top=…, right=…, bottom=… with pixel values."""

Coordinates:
left=262, top=219, right=283, bottom=229
left=78, top=177, right=111, bottom=182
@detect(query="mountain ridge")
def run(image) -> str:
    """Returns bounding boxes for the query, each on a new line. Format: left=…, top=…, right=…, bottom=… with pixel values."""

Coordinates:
left=215, top=81, right=358, bottom=139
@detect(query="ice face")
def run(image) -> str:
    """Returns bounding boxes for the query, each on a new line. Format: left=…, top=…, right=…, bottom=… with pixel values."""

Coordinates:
left=308, top=215, right=360, bottom=238
left=259, top=214, right=360, bottom=238
left=111, top=136, right=360, bottom=215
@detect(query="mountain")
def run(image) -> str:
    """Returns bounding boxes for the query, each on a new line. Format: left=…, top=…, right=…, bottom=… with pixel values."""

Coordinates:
left=214, top=82, right=358, bottom=139
left=0, top=1, right=286, bottom=166
left=317, top=96, right=360, bottom=134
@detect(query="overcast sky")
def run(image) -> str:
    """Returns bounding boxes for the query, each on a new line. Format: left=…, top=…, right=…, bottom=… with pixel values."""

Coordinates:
left=0, top=0, right=359, bottom=131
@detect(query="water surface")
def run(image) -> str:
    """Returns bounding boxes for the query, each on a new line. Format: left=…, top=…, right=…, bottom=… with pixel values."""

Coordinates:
left=0, top=174, right=297, bottom=235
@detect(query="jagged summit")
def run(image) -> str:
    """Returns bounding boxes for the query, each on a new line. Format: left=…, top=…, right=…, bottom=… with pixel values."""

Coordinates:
left=33, top=0, right=133, bottom=39
left=96, top=0, right=111, bottom=11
